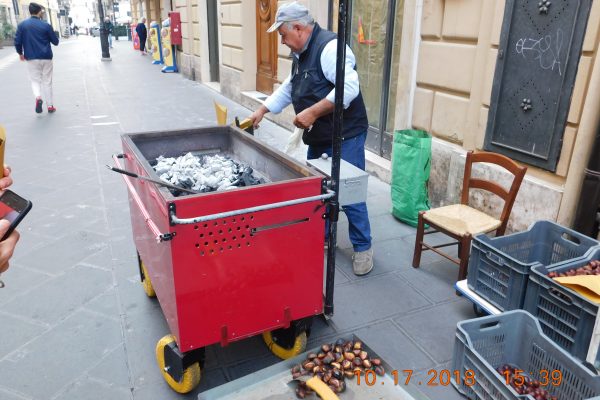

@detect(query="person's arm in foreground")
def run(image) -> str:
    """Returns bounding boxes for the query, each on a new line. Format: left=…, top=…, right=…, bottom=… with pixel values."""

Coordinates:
left=0, top=166, right=19, bottom=275
left=0, top=220, right=19, bottom=274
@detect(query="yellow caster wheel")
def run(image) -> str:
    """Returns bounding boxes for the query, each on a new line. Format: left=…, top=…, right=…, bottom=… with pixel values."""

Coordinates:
left=139, top=259, right=156, bottom=298
left=263, top=330, right=307, bottom=360
left=156, top=334, right=201, bottom=394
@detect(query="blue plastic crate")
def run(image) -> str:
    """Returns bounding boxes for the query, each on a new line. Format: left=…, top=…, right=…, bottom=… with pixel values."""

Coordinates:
left=452, top=310, right=600, bottom=400
left=524, top=248, right=600, bottom=362
left=467, top=220, right=599, bottom=311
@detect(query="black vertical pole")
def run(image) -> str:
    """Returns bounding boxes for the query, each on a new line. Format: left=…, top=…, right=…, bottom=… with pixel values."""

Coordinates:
left=98, top=0, right=111, bottom=60
left=324, top=0, right=348, bottom=317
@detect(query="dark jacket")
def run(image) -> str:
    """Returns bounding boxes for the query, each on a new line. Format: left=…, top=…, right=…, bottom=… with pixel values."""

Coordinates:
left=14, top=16, right=59, bottom=60
left=135, top=22, right=147, bottom=38
left=104, top=21, right=114, bottom=34
left=291, top=24, right=368, bottom=146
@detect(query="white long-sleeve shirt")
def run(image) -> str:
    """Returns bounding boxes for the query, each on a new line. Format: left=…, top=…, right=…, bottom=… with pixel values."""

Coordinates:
left=263, top=39, right=360, bottom=114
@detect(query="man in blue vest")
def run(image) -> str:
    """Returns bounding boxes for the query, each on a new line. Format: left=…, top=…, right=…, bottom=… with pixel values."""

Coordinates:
left=249, top=2, right=373, bottom=276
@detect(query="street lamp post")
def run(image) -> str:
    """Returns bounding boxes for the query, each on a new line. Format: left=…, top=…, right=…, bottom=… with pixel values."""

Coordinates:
left=97, top=0, right=111, bottom=61
left=324, top=0, right=349, bottom=317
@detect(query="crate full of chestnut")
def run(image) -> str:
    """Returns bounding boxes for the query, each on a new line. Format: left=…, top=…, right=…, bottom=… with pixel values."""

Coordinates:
left=524, top=248, right=600, bottom=362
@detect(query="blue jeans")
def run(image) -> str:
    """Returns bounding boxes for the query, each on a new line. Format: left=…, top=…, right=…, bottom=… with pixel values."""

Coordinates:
left=108, top=34, right=113, bottom=48
left=307, top=132, right=372, bottom=252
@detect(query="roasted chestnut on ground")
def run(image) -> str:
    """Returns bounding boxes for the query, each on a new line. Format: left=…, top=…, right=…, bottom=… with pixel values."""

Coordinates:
left=291, top=338, right=385, bottom=398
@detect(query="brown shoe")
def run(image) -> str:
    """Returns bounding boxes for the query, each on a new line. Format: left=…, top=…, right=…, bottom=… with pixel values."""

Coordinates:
left=352, top=248, right=373, bottom=276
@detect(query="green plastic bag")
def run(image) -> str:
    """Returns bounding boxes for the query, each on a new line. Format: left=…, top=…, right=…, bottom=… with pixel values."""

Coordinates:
left=391, top=129, right=431, bottom=227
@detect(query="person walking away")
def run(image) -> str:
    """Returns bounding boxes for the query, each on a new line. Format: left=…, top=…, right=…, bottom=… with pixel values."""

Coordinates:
left=73, top=25, right=79, bottom=37
left=14, top=2, right=59, bottom=114
left=135, top=18, right=147, bottom=55
left=249, top=1, right=374, bottom=276
left=104, top=17, right=114, bottom=48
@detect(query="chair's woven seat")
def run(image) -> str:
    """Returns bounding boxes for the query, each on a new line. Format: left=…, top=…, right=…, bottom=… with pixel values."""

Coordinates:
left=423, top=204, right=501, bottom=236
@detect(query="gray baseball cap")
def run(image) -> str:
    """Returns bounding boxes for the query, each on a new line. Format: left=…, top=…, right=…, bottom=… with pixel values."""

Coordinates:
left=266, top=2, right=310, bottom=33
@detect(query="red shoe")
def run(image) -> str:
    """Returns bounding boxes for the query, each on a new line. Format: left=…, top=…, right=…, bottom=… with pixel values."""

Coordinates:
left=35, top=98, right=43, bottom=114
left=48, top=106, right=56, bottom=113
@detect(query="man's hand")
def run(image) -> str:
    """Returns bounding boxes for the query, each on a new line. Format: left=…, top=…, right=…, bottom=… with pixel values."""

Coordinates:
left=0, top=220, right=19, bottom=274
left=0, top=166, right=13, bottom=190
left=249, top=105, right=270, bottom=129
left=294, top=100, right=335, bottom=130
left=19, top=54, right=25, bottom=61
left=293, top=108, right=317, bottom=130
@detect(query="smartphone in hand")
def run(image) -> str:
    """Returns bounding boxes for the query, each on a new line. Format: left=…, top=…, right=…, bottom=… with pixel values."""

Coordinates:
left=0, top=190, right=32, bottom=241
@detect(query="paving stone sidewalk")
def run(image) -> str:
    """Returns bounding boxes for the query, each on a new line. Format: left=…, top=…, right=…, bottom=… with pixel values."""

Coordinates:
left=0, top=36, right=471, bottom=400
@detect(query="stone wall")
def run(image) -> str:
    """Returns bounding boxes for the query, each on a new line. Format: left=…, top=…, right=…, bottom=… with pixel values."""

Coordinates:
left=413, top=0, right=600, bottom=228
left=414, top=0, right=599, bottom=174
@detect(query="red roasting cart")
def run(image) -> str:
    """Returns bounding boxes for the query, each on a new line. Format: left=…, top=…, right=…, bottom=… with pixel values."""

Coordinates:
left=113, top=126, right=332, bottom=393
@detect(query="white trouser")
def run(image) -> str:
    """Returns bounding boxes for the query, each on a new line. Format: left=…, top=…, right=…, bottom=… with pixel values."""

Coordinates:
left=26, top=59, right=54, bottom=106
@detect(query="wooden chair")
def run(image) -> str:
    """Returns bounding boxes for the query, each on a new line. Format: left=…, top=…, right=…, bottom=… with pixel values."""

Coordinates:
left=412, top=151, right=527, bottom=281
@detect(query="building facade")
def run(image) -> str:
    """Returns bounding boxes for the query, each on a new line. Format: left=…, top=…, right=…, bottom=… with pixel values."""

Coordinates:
left=11, top=0, right=64, bottom=34
left=128, top=0, right=600, bottom=233
left=0, top=0, right=20, bottom=28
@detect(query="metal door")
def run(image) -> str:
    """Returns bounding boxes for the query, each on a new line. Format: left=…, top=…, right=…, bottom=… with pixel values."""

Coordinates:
left=483, top=0, right=592, bottom=171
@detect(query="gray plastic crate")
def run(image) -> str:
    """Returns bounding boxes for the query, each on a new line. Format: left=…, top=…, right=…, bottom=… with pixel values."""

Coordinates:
left=524, top=248, right=600, bottom=362
left=467, top=220, right=599, bottom=311
left=452, top=310, right=600, bottom=400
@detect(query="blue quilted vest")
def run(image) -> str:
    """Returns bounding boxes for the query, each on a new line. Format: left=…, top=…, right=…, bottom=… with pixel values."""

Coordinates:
left=291, top=24, right=369, bottom=146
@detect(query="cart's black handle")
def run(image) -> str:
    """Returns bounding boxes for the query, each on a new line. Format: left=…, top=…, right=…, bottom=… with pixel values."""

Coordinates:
left=106, top=164, right=201, bottom=195
left=112, top=155, right=174, bottom=243
left=110, top=165, right=138, bottom=178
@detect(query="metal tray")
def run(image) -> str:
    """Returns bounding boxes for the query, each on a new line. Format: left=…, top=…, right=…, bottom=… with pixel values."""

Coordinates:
left=198, top=336, right=431, bottom=400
